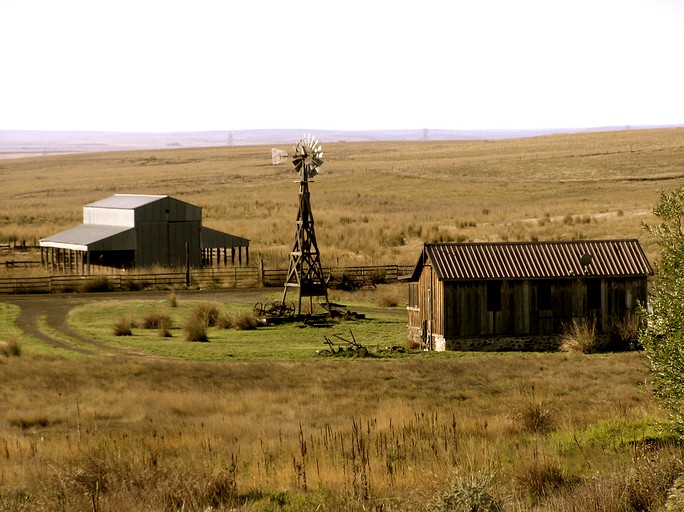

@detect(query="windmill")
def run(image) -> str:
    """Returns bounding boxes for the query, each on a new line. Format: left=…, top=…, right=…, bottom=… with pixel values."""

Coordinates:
left=282, top=134, right=330, bottom=316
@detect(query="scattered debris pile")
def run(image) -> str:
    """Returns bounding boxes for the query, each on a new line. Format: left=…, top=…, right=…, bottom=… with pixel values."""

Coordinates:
left=253, top=301, right=296, bottom=325
left=317, top=330, right=369, bottom=357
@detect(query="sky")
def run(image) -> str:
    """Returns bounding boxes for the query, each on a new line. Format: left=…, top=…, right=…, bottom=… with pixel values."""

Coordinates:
left=1, top=0, right=683, bottom=133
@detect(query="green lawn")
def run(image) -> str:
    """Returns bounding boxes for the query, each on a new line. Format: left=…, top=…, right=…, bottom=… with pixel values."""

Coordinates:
left=68, top=299, right=408, bottom=360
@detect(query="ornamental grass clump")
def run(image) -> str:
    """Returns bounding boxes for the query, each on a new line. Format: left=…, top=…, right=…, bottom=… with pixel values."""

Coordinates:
left=184, top=305, right=213, bottom=342
left=509, top=386, right=554, bottom=434
left=0, top=337, right=21, bottom=357
left=192, top=303, right=220, bottom=327
left=233, top=312, right=260, bottom=331
left=113, top=316, right=135, bottom=336
left=428, top=480, right=503, bottom=512
left=560, top=317, right=597, bottom=354
left=142, top=312, right=173, bottom=336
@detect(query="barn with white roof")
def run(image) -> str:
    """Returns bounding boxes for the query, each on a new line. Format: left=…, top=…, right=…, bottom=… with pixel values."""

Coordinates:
left=40, top=194, right=249, bottom=273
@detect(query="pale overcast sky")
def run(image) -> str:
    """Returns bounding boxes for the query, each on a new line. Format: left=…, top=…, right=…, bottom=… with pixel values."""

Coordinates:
left=1, top=0, right=683, bottom=133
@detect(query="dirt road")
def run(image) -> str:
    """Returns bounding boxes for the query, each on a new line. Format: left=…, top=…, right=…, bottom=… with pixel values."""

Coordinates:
left=1, top=288, right=274, bottom=355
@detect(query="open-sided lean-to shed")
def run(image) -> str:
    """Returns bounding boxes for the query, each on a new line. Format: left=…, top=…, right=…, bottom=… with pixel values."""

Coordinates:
left=40, top=194, right=249, bottom=273
left=403, top=239, right=653, bottom=351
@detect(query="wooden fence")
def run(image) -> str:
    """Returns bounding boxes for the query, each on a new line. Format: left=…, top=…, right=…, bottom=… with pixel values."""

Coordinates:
left=0, top=264, right=414, bottom=295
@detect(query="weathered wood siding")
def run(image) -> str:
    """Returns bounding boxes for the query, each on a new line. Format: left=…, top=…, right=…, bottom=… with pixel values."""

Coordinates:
left=407, top=262, right=445, bottom=346
left=409, top=267, right=648, bottom=346
left=440, top=277, right=647, bottom=338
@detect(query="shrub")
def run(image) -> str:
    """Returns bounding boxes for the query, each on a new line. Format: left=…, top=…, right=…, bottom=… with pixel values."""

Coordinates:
left=509, top=388, right=554, bottom=434
left=513, top=458, right=567, bottom=504
left=609, top=314, right=641, bottom=351
left=560, top=317, right=597, bottom=353
left=183, top=315, right=208, bottom=342
left=428, top=481, right=502, bottom=512
left=667, top=474, right=684, bottom=511
left=369, top=268, right=388, bottom=285
left=191, top=303, right=220, bottom=327
left=113, top=316, right=135, bottom=336
left=215, top=313, right=234, bottom=329
left=376, top=291, right=400, bottom=308
left=233, top=312, right=260, bottom=331
left=142, top=312, right=172, bottom=330
left=168, top=290, right=178, bottom=307
left=0, top=338, right=21, bottom=357
left=82, top=276, right=114, bottom=293
left=640, top=188, right=684, bottom=435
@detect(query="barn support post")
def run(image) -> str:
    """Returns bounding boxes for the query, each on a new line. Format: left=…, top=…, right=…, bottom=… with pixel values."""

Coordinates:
left=185, top=243, right=190, bottom=287
left=231, top=247, right=235, bottom=264
left=238, top=247, right=242, bottom=265
left=86, top=251, right=91, bottom=275
left=245, top=246, right=249, bottom=265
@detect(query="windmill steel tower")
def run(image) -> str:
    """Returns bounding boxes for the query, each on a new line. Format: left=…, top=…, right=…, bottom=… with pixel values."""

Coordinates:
left=282, top=135, right=330, bottom=315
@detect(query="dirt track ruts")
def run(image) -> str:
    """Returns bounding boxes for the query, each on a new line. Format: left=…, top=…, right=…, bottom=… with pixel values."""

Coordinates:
left=1, top=288, right=273, bottom=356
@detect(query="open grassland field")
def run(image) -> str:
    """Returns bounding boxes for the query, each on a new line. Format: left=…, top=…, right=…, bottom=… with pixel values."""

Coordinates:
left=0, top=299, right=676, bottom=511
left=0, top=286, right=682, bottom=511
left=1, top=128, right=683, bottom=270
left=3, top=129, right=684, bottom=510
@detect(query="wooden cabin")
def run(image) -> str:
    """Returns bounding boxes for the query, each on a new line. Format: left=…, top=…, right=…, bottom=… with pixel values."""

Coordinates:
left=404, top=240, right=652, bottom=351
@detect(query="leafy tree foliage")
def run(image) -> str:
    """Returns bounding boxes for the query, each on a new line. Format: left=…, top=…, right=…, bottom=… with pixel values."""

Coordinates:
left=641, top=188, right=684, bottom=434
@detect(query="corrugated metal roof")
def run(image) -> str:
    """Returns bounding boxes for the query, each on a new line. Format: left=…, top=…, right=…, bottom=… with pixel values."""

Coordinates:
left=86, top=194, right=167, bottom=209
left=40, top=224, right=135, bottom=251
left=418, top=239, right=652, bottom=280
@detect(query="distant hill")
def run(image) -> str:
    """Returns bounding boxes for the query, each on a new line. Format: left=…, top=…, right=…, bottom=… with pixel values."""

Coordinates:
left=0, top=126, right=678, bottom=158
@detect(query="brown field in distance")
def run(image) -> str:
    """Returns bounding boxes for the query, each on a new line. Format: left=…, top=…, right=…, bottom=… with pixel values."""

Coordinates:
left=1, top=127, right=683, bottom=268
left=3, top=127, right=684, bottom=510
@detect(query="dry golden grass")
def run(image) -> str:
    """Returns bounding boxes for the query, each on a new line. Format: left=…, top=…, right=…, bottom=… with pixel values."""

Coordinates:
left=1, top=128, right=683, bottom=268
left=0, top=350, right=675, bottom=510
left=2, top=129, right=684, bottom=509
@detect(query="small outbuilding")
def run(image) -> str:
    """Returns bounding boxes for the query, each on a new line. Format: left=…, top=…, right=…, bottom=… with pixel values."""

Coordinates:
left=404, top=239, right=652, bottom=351
left=40, top=194, right=249, bottom=273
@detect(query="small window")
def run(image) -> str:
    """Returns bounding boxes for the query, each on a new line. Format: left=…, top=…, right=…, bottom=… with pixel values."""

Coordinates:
left=587, top=279, right=601, bottom=310
left=408, top=283, right=419, bottom=308
left=487, top=280, right=502, bottom=312
left=537, top=281, right=552, bottom=310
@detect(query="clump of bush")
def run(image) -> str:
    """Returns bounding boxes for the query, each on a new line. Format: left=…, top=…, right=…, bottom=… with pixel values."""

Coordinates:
left=215, top=313, right=234, bottom=329
left=0, top=338, right=22, bottom=357
left=142, top=312, right=173, bottom=338
left=509, top=388, right=554, bottom=434
left=233, top=312, right=260, bottom=331
left=609, top=314, right=641, bottom=351
left=192, top=303, right=221, bottom=327
left=376, top=289, right=401, bottom=307
left=513, top=457, right=567, bottom=504
left=82, top=276, right=115, bottom=293
left=167, top=290, right=178, bottom=307
left=560, top=318, right=597, bottom=353
left=183, top=304, right=221, bottom=342
left=183, top=314, right=208, bottom=342
left=428, top=480, right=502, bottom=512
left=113, top=316, right=136, bottom=336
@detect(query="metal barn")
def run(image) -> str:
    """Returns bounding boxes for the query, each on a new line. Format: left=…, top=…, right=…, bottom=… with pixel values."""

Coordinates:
left=40, top=194, right=249, bottom=273
left=404, top=240, right=652, bottom=351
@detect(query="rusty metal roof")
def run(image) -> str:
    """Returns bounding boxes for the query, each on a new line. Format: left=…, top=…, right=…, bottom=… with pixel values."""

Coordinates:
left=411, top=239, right=652, bottom=281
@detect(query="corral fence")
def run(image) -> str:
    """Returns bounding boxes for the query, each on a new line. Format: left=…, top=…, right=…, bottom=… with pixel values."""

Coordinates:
left=0, top=264, right=414, bottom=295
